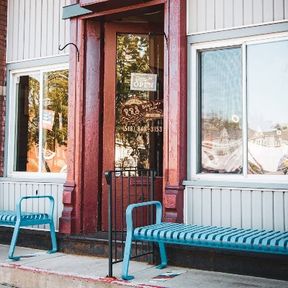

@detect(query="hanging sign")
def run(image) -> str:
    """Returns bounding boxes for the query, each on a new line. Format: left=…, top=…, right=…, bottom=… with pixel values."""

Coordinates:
left=130, top=73, right=157, bottom=91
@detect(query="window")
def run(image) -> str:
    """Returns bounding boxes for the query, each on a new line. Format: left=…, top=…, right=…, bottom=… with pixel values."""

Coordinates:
left=191, top=36, right=288, bottom=179
left=9, top=66, right=68, bottom=176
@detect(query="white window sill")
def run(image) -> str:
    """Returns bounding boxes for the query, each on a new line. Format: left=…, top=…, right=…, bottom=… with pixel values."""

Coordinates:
left=183, top=176, right=288, bottom=191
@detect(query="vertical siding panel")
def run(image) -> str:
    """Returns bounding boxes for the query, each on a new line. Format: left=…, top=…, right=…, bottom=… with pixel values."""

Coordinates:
left=17, top=0, right=25, bottom=60
left=197, top=0, right=206, bottom=32
left=251, top=190, right=262, bottom=229
left=6, top=0, right=14, bottom=62
left=189, top=0, right=198, bottom=34
left=193, top=187, right=202, bottom=225
left=39, top=183, right=46, bottom=211
left=3, top=183, right=7, bottom=209
left=26, top=183, right=33, bottom=211
left=285, top=0, right=288, bottom=18
left=206, top=0, right=215, bottom=31
left=274, top=0, right=285, bottom=20
left=231, top=189, right=242, bottom=228
left=59, top=0, right=66, bottom=53
left=202, top=188, right=212, bottom=225
left=57, top=184, right=64, bottom=231
left=29, top=0, right=36, bottom=59
left=234, top=0, right=244, bottom=27
left=253, top=0, right=264, bottom=24
left=21, top=183, right=29, bottom=212
left=2, top=183, right=9, bottom=210
left=215, top=0, right=224, bottom=29
left=65, top=1, right=70, bottom=52
left=263, top=191, right=274, bottom=229
left=12, top=0, right=19, bottom=61
left=221, top=189, right=231, bottom=227
left=274, top=191, right=284, bottom=231
left=11, top=183, right=15, bottom=210
left=185, top=187, right=194, bottom=223
left=243, top=0, right=253, bottom=25
left=41, top=0, right=48, bottom=57
left=33, top=183, right=40, bottom=214
left=51, top=184, right=58, bottom=228
left=23, top=0, right=31, bottom=60
left=189, top=187, right=194, bottom=223
left=15, top=182, right=22, bottom=211
left=224, top=0, right=233, bottom=28
left=35, top=0, right=42, bottom=58
left=47, top=0, right=54, bottom=56
left=241, top=190, right=252, bottom=228
left=211, top=188, right=221, bottom=226
left=53, top=0, right=60, bottom=55
left=263, top=0, right=274, bottom=22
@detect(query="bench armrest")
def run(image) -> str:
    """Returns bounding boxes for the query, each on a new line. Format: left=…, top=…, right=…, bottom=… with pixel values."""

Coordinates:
left=126, top=201, right=162, bottom=232
left=16, top=195, right=55, bottom=221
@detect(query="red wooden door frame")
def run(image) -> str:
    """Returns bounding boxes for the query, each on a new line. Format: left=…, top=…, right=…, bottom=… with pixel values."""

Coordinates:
left=59, top=0, right=187, bottom=235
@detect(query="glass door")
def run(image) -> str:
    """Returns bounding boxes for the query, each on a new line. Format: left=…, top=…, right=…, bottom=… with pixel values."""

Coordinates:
left=102, top=22, right=164, bottom=230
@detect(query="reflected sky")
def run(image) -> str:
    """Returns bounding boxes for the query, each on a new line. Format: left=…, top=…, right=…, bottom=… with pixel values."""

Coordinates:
left=247, top=40, right=288, bottom=131
left=201, top=47, right=242, bottom=123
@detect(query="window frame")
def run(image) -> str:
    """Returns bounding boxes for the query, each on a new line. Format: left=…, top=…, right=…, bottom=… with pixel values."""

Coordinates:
left=188, top=32, right=288, bottom=185
left=7, top=63, right=69, bottom=179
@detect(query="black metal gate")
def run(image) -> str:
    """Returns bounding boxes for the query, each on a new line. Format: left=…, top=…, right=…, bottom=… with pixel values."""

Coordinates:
left=105, top=168, right=156, bottom=277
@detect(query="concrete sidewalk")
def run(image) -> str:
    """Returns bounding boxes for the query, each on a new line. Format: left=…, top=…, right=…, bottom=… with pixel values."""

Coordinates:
left=0, top=244, right=287, bottom=288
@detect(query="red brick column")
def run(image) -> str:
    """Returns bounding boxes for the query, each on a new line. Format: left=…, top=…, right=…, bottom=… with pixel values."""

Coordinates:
left=0, top=0, right=7, bottom=176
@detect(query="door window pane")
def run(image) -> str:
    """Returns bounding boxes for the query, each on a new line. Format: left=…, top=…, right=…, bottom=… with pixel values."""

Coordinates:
left=115, top=34, right=163, bottom=175
left=247, top=40, right=288, bottom=175
left=200, top=48, right=242, bottom=174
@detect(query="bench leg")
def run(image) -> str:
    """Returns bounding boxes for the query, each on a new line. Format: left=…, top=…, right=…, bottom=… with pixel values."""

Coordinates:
left=8, top=221, right=21, bottom=261
left=156, top=242, right=167, bottom=269
left=122, top=232, right=134, bottom=280
left=48, top=221, right=57, bottom=254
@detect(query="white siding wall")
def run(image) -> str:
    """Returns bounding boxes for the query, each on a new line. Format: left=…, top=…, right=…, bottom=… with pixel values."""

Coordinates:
left=184, top=186, right=288, bottom=231
left=6, top=0, right=70, bottom=62
left=187, top=0, right=288, bottom=34
left=0, top=182, right=64, bottom=230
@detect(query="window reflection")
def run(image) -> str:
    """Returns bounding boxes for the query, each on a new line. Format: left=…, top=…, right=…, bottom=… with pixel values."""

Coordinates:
left=200, top=48, right=242, bottom=174
left=15, top=73, right=40, bottom=172
left=42, top=70, right=68, bottom=173
left=247, top=40, right=288, bottom=175
left=14, top=69, right=68, bottom=173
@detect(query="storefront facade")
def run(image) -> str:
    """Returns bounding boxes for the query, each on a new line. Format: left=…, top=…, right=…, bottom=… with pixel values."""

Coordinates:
left=1, top=1, right=287, bottom=277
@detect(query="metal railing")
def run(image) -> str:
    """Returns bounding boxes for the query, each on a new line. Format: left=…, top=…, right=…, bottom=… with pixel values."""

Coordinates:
left=105, top=168, right=156, bottom=277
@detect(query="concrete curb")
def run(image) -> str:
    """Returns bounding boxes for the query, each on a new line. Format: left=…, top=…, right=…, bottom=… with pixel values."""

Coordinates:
left=0, top=263, right=163, bottom=288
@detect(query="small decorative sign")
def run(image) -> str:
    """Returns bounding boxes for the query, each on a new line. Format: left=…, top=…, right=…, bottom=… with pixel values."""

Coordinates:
left=130, top=73, right=157, bottom=91
left=121, top=98, right=163, bottom=124
left=42, top=109, right=55, bottom=131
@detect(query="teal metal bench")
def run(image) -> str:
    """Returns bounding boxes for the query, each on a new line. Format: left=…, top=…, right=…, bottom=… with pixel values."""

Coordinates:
left=122, top=201, right=288, bottom=280
left=0, top=195, right=57, bottom=260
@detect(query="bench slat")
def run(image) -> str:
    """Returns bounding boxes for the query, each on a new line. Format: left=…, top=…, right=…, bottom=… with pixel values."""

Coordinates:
left=0, top=210, right=49, bottom=224
left=133, top=223, right=288, bottom=252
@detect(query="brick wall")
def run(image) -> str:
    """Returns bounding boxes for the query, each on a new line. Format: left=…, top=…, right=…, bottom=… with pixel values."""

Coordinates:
left=0, top=0, right=7, bottom=176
